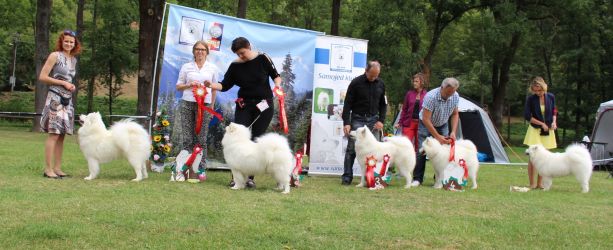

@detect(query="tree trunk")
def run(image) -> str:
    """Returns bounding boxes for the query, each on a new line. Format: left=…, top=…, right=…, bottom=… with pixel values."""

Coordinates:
left=491, top=32, right=521, bottom=130
left=33, top=0, right=52, bottom=132
left=137, top=0, right=165, bottom=127
left=73, top=0, right=85, bottom=114
left=237, top=0, right=248, bottom=18
left=331, top=0, right=341, bottom=35
left=574, top=34, right=582, bottom=134
left=87, top=0, right=98, bottom=113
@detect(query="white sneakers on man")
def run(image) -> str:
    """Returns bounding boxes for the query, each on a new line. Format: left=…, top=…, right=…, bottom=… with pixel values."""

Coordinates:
left=410, top=180, right=421, bottom=187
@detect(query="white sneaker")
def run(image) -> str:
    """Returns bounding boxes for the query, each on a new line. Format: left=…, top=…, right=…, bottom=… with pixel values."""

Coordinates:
left=411, top=180, right=421, bottom=187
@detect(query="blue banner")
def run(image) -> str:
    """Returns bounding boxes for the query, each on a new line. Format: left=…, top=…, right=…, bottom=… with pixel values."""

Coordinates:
left=157, top=4, right=322, bottom=162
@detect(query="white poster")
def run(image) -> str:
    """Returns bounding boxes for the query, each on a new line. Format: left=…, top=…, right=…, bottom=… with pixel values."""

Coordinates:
left=308, top=35, right=368, bottom=176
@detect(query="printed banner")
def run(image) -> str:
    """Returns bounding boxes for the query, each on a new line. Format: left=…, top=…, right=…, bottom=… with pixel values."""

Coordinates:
left=157, top=4, right=322, bottom=164
left=308, top=35, right=368, bottom=176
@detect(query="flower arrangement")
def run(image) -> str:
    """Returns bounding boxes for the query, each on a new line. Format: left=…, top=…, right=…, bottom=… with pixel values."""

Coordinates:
left=151, top=110, right=172, bottom=168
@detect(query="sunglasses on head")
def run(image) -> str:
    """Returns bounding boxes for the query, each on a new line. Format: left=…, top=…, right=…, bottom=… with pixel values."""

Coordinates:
left=63, top=30, right=76, bottom=36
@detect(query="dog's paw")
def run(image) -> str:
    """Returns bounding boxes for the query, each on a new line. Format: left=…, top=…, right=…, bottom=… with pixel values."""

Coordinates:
left=355, top=183, right=365, bottom=188
left=131, top=178, right=143, bottom=182
left=230, top=186, right=241, bottom=190
left=84, top=176, right=93, bottom=181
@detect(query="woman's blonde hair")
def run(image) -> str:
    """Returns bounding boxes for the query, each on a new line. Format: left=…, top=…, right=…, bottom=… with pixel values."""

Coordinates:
left=530, top=76, right=548, bottom=93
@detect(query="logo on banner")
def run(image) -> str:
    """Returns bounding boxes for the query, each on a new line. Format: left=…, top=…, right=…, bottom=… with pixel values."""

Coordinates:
left=179, top=16, right=205, bottom=45
left=207, top=22, right=224, bottom=51
left=330, top=44, right=353, bottom=72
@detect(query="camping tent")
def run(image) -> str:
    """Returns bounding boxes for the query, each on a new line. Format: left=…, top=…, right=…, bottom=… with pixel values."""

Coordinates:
left=589, top=100, right=613, bottom=166
left=456, top=97, right=510, bottom=163
left=393, top=96, right=510, bottom=163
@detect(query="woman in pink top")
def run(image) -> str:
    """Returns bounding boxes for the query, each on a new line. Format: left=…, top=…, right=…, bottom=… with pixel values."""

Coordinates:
left=395, top=73, right=427, bottom=151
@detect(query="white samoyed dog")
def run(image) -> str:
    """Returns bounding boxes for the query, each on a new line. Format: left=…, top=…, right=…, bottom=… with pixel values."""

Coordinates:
left=420, top=137, right=480, bottom=189
left=350, top=126, right=416, bottom=188
left=78, top=112, right=150, bottom=181
left=525, top=144, right=592, bottom=193
left=221, top=123, right=294, bottom=194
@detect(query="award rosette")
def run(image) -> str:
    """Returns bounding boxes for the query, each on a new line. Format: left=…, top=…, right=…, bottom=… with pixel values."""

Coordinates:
left=273, top=86, right=288, bottom=134
left=192, top=85, right=223, bottom=135
left=365, top=156, right=377, bottom=188
left=366, top=154, right=392, bottom=190
left=442, top=138, right=468, bottom=191
left=290, top=153, right=304, bottom=187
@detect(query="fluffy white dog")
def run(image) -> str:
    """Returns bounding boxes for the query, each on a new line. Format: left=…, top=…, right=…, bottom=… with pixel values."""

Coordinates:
left=420, top=137, right=480, bottom=189
left=221, top=123, right=294, bottom=194
left=78, top=112, right=150, bottom=181
left=350, top=126, right=416, bottom=188
left=525, top=144, right=593, bottom=193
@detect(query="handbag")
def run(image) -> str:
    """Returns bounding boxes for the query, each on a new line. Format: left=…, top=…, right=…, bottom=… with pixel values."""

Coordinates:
left=49, top=89, right=71, bottom=106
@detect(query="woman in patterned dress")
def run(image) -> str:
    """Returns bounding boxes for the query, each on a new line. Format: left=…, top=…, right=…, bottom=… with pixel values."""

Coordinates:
left=39, top=30, right=81, bottom=179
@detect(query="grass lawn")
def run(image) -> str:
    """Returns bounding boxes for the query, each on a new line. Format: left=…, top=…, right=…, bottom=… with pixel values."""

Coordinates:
left=0, top=126, right=611, bottom=249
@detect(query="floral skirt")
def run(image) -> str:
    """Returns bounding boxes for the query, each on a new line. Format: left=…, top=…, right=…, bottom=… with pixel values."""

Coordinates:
left=40, top=91, right=74, bottom=135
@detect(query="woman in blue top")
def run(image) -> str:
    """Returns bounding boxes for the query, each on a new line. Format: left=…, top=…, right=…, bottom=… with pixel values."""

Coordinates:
left=523, top=76, right=557, bottom=189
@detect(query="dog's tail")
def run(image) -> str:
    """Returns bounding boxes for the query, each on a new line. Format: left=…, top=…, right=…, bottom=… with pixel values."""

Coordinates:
left=110, top=120, right=151, bottom=158
left=256, top=133, right=293, bottom=170
left=386, top=136, right=415, bottom=153
left=565, top=144, right=593, bottom=171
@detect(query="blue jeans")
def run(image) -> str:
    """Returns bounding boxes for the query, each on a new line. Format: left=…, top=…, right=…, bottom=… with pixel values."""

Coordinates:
left=413, top=120, right=449, bottom=183
left=342, top=114, right=380, bottom=183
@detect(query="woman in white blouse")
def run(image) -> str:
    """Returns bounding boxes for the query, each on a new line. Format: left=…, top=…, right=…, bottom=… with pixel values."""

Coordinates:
left=175, top=40, right=219, bottom=179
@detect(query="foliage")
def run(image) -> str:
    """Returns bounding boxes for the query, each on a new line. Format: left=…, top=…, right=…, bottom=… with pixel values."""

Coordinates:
left=0, top=128, right=612, bottom=249
left=1, top=0, right=611, bottom=144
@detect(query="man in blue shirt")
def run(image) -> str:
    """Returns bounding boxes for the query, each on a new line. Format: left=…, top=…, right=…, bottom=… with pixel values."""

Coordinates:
left=412, top=77, right=460, bottom=187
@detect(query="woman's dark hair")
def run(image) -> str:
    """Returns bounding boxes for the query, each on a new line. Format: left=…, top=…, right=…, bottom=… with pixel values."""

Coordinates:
left=231, top=37, right=251, bottom=53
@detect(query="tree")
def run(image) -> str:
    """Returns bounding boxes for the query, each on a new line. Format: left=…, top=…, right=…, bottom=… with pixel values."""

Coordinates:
left=95, top=0, right=139, bottom=118
left=33, top=0, right=52, bottom=132
left=73, top=0, right=85, bottom=113
left=237, top=0, right=248, bottom=18
left=136, top=0, right=165, bottom=126
left=331, top=0, right=341, bottom=35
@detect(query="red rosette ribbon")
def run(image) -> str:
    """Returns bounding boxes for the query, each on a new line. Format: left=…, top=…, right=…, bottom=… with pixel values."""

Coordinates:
left=379, top=154, right=390, bottom=177
left=365, top=155, right=376, bottom=188
left=458, top=159, right=468, bottom=180
left=290, top=153, right=303, bottom=187
left=273, top=86, right=288, bottom=134
left=182, top=145, right=203, bottom=173
left=192, top=85, right=223, bottom=135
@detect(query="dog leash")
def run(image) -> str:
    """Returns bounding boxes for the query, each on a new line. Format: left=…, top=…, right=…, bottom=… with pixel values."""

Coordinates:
left=248, top=114, right=261, bottom=130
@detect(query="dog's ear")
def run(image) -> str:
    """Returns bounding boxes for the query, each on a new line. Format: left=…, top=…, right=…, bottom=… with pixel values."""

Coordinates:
left=359, top=127, right=366, bottom=137
left=226, top=123, right=236, bottom=133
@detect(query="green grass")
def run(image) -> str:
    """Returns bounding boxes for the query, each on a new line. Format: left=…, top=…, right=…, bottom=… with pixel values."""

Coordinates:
left=0, top=127, right=612, bottom=249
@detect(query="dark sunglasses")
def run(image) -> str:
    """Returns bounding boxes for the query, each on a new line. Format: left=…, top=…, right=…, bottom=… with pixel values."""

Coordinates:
left=63, top=29, right=77, bottom=36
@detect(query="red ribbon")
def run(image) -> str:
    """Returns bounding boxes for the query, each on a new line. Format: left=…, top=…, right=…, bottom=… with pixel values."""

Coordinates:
left=379, top=154, right=390, bottom=177
left=365, top=155, right=376, bottom=188
left=458, top=159, right=468, bottom=180
left=448, top=137, right=456, bottom=162
left=273, top=86, right=288, bottom=134
left=192, top=85, right=223, bottom=135
left=291, top=153, right=303, bottom=187
left=182, top=145, right=203, bottom=172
